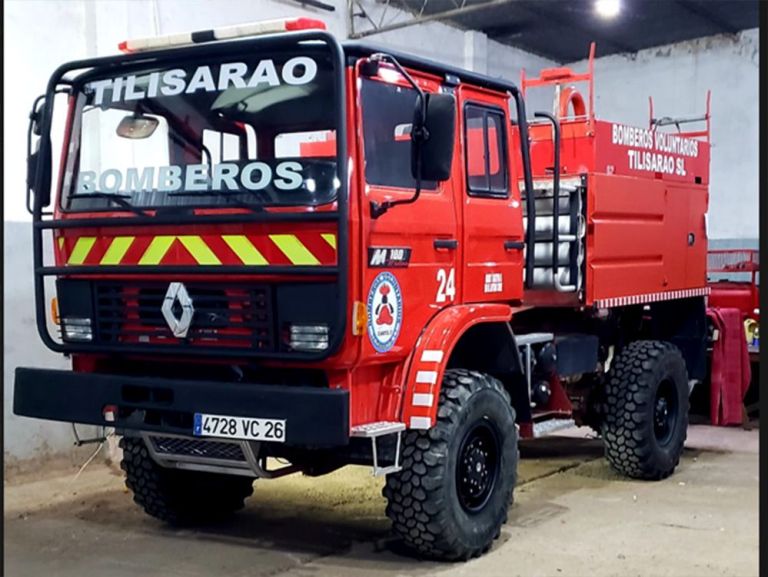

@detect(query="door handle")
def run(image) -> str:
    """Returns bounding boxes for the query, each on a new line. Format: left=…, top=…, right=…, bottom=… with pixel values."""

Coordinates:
left=504, top=240, right=525, bottom=250
left=434, top=238, right=458, bottom=250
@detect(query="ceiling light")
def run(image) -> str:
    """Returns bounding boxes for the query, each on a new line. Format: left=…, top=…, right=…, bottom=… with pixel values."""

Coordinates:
left=595, top=0, right=620, bottom=19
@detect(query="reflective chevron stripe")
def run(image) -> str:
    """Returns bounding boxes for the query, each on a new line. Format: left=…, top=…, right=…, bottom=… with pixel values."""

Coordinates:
left=61, top=233, right=336, bottom=267
left=177, top=235, right=221, bottom=265
left=67, top=237, right=97, bottom=265
left=269, top=234, right=321, bottom=265
left=139, top=236, right=176, bottom=265
left=321, top=233, right=337, bottom=249
left=222, top=235, right=268, bottom=266
left=100, top=236, right=135, bottom=265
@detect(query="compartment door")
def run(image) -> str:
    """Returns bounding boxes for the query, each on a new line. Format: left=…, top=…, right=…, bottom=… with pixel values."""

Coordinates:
left=685, top=187, right=709, bottom=286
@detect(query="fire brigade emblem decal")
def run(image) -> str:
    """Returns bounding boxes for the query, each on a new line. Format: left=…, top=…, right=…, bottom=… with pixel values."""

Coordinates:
left=367, top=272, right=402, bottom=353
left=161, top=282, right=195, bottom=338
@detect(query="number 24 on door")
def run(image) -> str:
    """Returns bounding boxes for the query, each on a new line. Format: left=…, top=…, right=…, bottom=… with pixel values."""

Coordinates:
left=436, top=268, right=456, bottom=303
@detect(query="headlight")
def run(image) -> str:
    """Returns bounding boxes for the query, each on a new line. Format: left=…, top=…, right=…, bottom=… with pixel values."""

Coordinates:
left=61, top=317, right=93, bottom=342
left=287, top=324, right=329, bottom=351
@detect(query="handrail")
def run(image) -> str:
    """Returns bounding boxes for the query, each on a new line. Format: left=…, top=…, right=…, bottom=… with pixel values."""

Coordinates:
left=533, top=111, right=577, bottom=293
left=521, top=42, right=596, bottom=133
left=649, top=89, right=711, bottom=144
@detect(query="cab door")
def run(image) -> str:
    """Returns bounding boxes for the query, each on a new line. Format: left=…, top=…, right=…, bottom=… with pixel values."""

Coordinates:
left=357, top=72, right=459, bottom=360
left=458, top=87, right=525, bottom=303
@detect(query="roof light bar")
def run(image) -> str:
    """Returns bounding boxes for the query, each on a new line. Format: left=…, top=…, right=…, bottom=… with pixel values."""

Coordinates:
left=118, top=17, right=327, bottom=53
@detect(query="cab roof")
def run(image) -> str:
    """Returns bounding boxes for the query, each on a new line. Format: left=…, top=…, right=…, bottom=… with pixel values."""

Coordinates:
left=342, top=40, right=519, bottom=95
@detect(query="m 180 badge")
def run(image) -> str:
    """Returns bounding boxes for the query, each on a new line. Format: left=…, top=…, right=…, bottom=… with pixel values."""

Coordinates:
left=367, top=272, right=403, bottom=353
left=368, top=247, right=411, bottom=268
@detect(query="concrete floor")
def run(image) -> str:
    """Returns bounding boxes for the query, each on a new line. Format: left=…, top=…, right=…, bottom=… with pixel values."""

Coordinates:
left=4, top=425, right=758, bottom=577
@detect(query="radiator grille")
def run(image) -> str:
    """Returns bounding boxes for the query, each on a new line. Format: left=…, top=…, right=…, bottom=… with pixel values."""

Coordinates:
left=94, top=282, right=274, bottom=350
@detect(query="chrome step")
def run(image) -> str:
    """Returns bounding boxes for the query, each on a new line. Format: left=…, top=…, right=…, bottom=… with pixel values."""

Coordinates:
left=516, top=332, right=554, bottom=346
left=532, top=418, right=576, bottom=438
left=351, top=421, right=405, bottom=437
left=141, top=433, right=298, bottom=479
left=351, top=421, right=404, bottom=476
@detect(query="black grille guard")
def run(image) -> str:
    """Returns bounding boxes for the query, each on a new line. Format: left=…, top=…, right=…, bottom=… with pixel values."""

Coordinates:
left=30, top=31, right=348, bottom=361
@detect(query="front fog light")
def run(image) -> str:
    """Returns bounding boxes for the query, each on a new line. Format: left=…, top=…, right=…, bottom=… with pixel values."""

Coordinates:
left=287, top=324, right=329, bottom=351
left=62, top=317, right=93, bottom=342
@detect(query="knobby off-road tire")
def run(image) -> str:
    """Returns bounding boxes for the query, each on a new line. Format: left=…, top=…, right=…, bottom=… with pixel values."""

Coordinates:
left=383, top=369, right=518, bottom=561
left=602, top=340, right=689, bottom=480
left=120, top=437, right=254, bottom=524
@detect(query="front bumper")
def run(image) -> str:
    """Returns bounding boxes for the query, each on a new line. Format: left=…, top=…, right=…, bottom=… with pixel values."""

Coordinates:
left=14, top=368, right=349, bottom=446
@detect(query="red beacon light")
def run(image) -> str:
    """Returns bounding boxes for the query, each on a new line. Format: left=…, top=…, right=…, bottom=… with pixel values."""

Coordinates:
left=118, top=17, right=327, bottom=53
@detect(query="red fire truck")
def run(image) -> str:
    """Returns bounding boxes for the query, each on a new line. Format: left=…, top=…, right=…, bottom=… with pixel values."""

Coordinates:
left=16, top=20, right=714, bottom=560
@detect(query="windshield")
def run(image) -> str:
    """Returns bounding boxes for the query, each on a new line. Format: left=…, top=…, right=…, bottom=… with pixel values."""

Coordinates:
left=61, top=47, right=338, bottom=212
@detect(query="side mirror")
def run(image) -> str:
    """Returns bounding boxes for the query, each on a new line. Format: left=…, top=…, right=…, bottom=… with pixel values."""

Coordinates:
left=411, top=92, right=455, bottom=182
left=26, top=95, right=46, bottom=214
left=367, top=52, right=456, bottom=219
left=27, top=137, right=52, bottom=211
left=27, top=146, right=39, bottom=193
left=117, top=113, right=159, bottom=139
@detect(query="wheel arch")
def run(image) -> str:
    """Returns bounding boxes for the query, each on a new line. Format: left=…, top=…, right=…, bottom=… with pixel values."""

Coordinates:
left=619, top=296, right=708, bottom=382
left=400, top=304, right=524, bottom=430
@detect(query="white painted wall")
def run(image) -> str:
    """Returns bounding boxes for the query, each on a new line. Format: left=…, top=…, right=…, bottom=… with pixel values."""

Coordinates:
left=4, top=0, right=96, bottom=468
left=567, top=29, right=759, bottom=240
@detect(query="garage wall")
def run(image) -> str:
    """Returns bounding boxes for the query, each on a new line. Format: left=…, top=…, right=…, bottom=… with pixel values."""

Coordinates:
left=567, top=29, right=759, bottom=240
left=4, top=0, right=97, bottom=471
left=3, top=0, right=552, bottom=466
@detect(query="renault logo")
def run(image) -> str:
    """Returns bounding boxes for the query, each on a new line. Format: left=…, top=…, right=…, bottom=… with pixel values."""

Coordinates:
left=161, top=282, right=194, bottom=338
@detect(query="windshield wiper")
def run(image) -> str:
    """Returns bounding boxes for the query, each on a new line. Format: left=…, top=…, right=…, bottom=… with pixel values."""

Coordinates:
left=168, top=189, right=265, bottom=212
left=72, top=192, right=150, bottom=217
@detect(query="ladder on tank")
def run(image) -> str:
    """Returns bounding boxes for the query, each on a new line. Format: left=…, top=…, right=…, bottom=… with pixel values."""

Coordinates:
left=521, top=112, right=585, bottom=294
left=522, top=177, right=585, bottom=293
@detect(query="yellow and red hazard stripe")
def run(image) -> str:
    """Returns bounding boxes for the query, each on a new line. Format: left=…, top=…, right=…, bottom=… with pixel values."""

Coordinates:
left=56, top=232, right=337, bottom=267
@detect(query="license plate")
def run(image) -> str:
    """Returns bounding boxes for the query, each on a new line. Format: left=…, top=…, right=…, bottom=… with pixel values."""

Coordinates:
left=193, top=413, right=286, bottom=442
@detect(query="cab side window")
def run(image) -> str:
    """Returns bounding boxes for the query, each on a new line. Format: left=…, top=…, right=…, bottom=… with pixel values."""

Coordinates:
left=464, top=105, right=508, bottom=197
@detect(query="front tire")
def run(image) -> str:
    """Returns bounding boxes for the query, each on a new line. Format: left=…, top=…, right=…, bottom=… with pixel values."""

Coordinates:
left=602, top=340, right=689, bottom=480
left=383, top=369, right=518, bottom=561
left=120, top=437, right=254, bottom=524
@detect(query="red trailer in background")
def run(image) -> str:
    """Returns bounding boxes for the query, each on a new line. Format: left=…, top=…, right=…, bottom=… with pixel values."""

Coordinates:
left=708, top=249, right=760, bottom=326
left=706, top=249, right=759, bottom=420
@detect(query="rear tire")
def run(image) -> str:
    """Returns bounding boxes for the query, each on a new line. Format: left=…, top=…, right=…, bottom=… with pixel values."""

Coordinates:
left=602, top=340, right=689, bottom=480
left=120, top=437, right=254, bottom=524
left=383, top=369, right=518, bottom=561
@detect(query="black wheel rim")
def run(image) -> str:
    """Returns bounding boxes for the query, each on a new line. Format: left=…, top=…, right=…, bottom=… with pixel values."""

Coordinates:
left=456, top=419, right=500, bottom=514
left=654, top=378, right=678, bottom=445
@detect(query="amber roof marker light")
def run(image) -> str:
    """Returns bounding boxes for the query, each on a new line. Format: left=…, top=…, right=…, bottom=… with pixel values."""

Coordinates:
left=118, top=17, right=327, bottom=53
